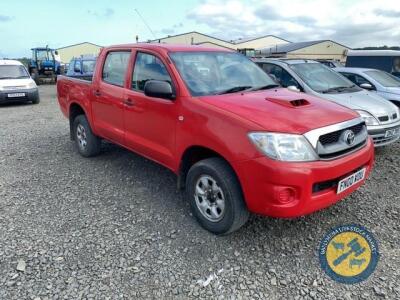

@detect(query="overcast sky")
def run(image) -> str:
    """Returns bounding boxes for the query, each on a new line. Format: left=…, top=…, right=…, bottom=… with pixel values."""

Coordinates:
left=1, top=0, right=400, bottom=57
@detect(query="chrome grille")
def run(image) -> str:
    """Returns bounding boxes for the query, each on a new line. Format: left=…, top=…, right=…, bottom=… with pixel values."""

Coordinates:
left=319, top=123, right=364, bottom=146
left=304, top=118, right=368, bottom=160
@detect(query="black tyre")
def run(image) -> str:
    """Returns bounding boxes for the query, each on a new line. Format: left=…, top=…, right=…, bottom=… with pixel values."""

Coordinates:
left=32, top=96, right=40, bottom=104
left=72, top=115, right=101, bottom=157
left=186, top=157, right=249, bottom=235
left=31, top=69, right=40, bottom=85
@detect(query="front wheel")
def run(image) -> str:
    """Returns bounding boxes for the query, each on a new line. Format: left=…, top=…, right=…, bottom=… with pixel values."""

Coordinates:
left=186, top=157, right=249, bottom=235
left=73, top=115, right=101, bottom=157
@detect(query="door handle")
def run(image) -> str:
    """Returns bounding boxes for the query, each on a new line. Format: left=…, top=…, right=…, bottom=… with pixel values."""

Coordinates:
left=94, top=90, right=101, bottom=97
left=124, top=98, right=135, bottom=106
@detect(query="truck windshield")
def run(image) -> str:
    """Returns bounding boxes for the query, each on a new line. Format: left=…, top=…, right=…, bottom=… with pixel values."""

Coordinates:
left=169, top=52, right=277, bottom=96
left=290, top=63, right=356, bottom=93
left=0, top=65, right=30, bottom=79
left=364, top=70, right=400, bottom=87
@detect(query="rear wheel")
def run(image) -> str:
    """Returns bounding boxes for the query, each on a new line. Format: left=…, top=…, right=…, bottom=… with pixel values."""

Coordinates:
left=73, top=115, right=101, bottom=157
left=186, top=157, right=249, bottom=235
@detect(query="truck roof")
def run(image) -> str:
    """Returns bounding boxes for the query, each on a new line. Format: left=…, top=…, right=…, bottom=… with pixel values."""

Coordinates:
left=0, top=59, right=24, bottom=66
left=105, top=43, right=234, bottom=53
left=347, top=50, right=400, bottom=57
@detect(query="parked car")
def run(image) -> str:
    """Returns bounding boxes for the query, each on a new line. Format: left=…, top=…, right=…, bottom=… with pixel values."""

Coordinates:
left=57, top=44, right=374, bottom=234
left=335, top=67, right=400, bottom=107
left=315, top=59, right=344, bottom=68
left=66, top=56, right=96, bottom=80
left=345, top=50, right=400, bottom=78
left=255, top=59, right=400, bottom=146
left=0, top=59, right=40, bottom=104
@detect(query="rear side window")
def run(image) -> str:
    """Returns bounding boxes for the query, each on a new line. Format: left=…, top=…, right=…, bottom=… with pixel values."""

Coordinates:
left=132, top=52, right=172, bottom=91
left=82, top=60, right=96, bottom=73
left=102, top=51, right=130, bottom=86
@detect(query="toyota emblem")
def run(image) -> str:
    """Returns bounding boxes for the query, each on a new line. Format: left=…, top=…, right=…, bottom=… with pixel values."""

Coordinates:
left=343, top=130, right=355, bottom=146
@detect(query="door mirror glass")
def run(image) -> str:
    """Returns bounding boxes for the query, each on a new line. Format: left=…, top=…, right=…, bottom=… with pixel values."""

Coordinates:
left=360, top=83, right=374, bottom=90
left=144, top=80, right=174, bottom=100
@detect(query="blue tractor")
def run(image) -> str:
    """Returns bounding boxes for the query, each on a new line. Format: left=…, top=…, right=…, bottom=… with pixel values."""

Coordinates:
left=29, top=47, right=63, bottom=84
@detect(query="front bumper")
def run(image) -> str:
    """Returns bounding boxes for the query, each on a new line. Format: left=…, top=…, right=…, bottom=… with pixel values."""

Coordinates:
left=233, top=138, right=374, bottom=218
left=0, top=88, right=39, bottom=104
left=367, top=120, right=400, bottom=146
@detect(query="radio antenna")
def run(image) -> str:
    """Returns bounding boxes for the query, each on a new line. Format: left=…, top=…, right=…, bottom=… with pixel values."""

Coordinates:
left=134, top=9, right=156, bottom=39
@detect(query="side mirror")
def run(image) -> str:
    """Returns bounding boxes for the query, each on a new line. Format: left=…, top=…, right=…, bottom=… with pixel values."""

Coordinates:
left=360, top=83, right=374, bottom=90
left=287, top=85, right=300, bottom=92
left=144, top=80, right=175, bottom=100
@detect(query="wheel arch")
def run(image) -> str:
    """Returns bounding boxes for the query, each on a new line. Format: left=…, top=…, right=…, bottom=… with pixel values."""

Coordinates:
left=68, top=102, right=88, bottom=140
left=177, top=145, right=237, bottom=190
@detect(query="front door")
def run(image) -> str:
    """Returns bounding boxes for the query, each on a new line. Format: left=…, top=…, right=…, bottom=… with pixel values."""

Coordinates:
left=123, top=51, right=178, bottom=168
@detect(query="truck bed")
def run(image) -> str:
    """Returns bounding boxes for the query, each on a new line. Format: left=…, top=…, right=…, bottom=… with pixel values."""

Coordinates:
left=56, top=75, right=93, bottom=118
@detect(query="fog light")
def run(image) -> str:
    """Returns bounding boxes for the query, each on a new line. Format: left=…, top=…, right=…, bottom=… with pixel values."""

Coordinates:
left=274, top=187, right=296, bottom=204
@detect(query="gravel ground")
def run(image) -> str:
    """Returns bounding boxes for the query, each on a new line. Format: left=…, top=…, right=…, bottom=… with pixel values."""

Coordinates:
left=0, top=85, right=399, bottom=300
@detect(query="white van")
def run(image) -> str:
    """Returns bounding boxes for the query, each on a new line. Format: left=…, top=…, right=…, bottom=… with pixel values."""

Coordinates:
left=0, top=60, right=39, bottom=104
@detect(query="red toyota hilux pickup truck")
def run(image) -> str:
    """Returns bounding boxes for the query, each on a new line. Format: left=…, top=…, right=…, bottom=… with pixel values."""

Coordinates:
left=57, top=44, right=374, bottom=234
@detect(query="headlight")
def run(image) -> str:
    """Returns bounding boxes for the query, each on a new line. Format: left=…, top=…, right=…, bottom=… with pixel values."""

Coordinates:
left=356, top=110, right=379, bottom=125
left=25, top=81, right=37, bottom=89
left=248, top=132, right=318, bottom=162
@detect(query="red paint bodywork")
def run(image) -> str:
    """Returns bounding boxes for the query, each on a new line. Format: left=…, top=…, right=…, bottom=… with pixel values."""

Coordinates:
left=57, top=43, right=374, bottom=218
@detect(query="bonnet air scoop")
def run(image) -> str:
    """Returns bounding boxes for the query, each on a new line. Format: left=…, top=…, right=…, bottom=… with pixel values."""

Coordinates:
left=266, top=97, right=311, bottom=108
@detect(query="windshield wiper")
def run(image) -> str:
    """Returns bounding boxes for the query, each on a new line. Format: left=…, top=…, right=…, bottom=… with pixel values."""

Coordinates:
left=248, top=84, right=280, bottom=91
left=322, top=85, right=355, bottom=93
left=216, top=86, right=253, bottom=95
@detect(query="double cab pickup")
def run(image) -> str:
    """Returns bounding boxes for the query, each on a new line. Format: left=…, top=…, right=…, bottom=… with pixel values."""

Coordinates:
left=57, top=44, right=374, bottom=234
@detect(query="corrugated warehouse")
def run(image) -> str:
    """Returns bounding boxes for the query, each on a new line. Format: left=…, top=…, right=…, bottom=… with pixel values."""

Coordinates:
left=150, top=31, right=290, bottom=51
left=258, top=40, right=350, bottom=62
left=57, top=42, right=102, bottom=64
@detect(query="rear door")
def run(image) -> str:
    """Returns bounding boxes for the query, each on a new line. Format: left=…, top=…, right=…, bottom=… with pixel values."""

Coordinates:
left=91, top=50, right=131, bottom=144
left=123, top=50, right=178, bottom=168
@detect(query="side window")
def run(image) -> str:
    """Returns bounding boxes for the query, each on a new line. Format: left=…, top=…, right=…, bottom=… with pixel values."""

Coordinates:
left=82, top=60, right=95, bottom=73
left=102, top=51, right=131, bottom=86
left=262, top=64, right=299, bottom=88
left=354, top=74, right=370, bottom=86
left=74, top=61, right=81, bottom=73
left=341, top=73, right=369, bottom=86
left=132, top=52, right=172, bottom=91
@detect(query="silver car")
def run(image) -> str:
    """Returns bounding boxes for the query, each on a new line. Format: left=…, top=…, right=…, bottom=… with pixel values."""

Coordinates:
left=334, top=67, right=400, bottom=107
left=255, top=59, right=400, bottom=147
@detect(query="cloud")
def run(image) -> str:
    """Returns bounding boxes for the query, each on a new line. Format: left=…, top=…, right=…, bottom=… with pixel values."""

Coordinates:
left=0, top=15, right=14, bottom=22
left=158, top=23, right=185, bottom=36
left=186, top=0, right=400, bottom=48
left=88, top=8, right=114, bottom=18
left=375, top=9, right=400, bottom=18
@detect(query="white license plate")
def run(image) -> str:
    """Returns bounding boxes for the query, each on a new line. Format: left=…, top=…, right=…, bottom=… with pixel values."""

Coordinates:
left=7, top=93, right=25, bottom=98
left=385, top=128, right=400, bottom=138
left=337, top=168, right=366, bottom=194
